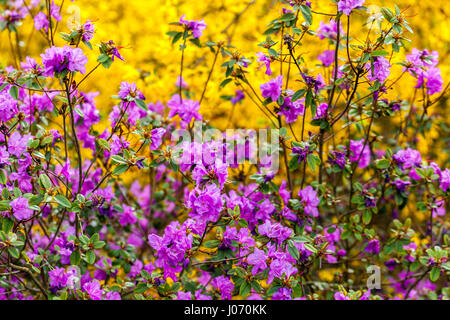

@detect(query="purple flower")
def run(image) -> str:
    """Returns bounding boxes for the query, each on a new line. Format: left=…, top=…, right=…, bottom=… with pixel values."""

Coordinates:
left=421, top=67, right=444, bottom=95
left=48, top=267, right=70, bottom=291
left=248, top=248, right=268, bottom=275
left=349, top=140, right=371, bottom=169
left=175, top=76, right=188, bottom=89
left=385, top=259, right=397, bottom=271
left=118, top=81, right=145, bottom=100
left=118, top=205, right=137, bottom=226
left=81, top=20, right=95, bottom=42
left=83, top=281, right=103, bottom=300
left=211, top=276, right=234, bottom=300
left=167, top=94, right=202, bottom=127
left=179, top=15, right=207, bottom=39
left=440, top=168, right=450, bottom=192
left=334, top=292, right=350, bottom=300
left=33, top=2, right=61, bottom=31
left=292, top=143, right=312, bottom=164
left=268, top=257, right=297, bottom=284
left=328, top=150, right=347, bottom=168
left=186, top=184, right=223, bottom=223
left=230, top=90, right=245, bottom=105
left=393, top=179, right=411, bottom=193
left=148, top=221, right=194, bottom=281
left=258, top=220, right=292, bottom=243
left=298, top=186, right=320, bottom=217
left=10, top=197, right=33, bottom=221
left=260, top=75, right=283, bottom=102
left=272, top=288, right=292, bottom=300
left=256, top=52, right=272, bottom=75
left=150, top=128, right=166, bottom=150
left=314, top=103, right=329, bottom=119
left=316, top=19, right=343, bottom=40
left=366, top=57, right=391, bottom=82
left=105, top=291, right=121, bottom=300
left=405, top=48, right=439, bottom=74
left=278, top=95, right=305, bottom=124
left=8, top=132, right=32, bottom=158
left=364, top=239, right=380, bottom=255
left=338, top=0, right=365, bottom=16
left=432, top=200, right=446, bottom=218
left=176, top=291, right=192, bottom=300
left=41, top=46, right=88, bottom=77
left=105, top=40, right=124, bottom=61
left=318, top=50, right=335, bottom=67
left=393, top=148, right=422, bottom=170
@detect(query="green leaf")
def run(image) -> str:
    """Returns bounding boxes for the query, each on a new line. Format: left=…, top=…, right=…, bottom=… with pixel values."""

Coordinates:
left=54, top=194, right=72, bottom=208
left=239, top=281, right=251, bottom=297
left=376, top=159, right=391, bottom=169
left=292, top=89, right=306, bottom=102
left=9, top=86, right=19, bottom=100
left=97, top=138, right=110, bottom=151
left=0, top=170, right=6, bottom=185
left=111, top=155, right=127, bottom=164
left=1, top=218, right=13, bottom=233
left=0, top=201, right=11, bottom=213
left=70, top=250, right=81, bottom=265
left=8, top=247, right=20, bottom=259
left=86, top=250, right=96, bottom=265
left=203, top=240, right=221, bottom=249
left=300, top=4, right=312, bottom=25
left=430, top=267, right=440, bottom=282
left=113, top=164, right=129, bottom=175
left=371, top=50, right=389, bottom=57
left=362, top=210, right=372, bottom=225
left=287, top=240, right=300, bottom=260
left=135, top=99, right=148, bottom=111
left=39, top=174, right=52, bottom=190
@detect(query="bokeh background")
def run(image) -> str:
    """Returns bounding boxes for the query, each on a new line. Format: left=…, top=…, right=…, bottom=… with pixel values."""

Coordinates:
left=1, top=0, right=449, bottom=163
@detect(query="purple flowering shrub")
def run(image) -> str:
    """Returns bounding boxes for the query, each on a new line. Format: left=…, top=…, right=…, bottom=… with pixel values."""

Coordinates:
left=0, top=0, right=449, bottom=301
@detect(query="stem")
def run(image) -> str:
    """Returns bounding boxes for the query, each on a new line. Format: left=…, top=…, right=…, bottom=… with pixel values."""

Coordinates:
left=199, top=47, right=220, bottom=105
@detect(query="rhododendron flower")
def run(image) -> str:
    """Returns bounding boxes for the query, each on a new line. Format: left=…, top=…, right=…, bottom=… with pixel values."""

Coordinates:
left=298, top=186, right=320, bottom=217
left=349, top=140, right=371, bottom=169
left=260, top=75, right=283, bottom=101
left=393, top=148, right=422, bottom=169
left=33, top=2, right=61, bottom=32
left=230, top=90, right=245, bottom=105
left=258, top=220, right=292, bottom=243
left=211, top=276, right=234, bottom=300
left=248, top=248, right=268, bottom=275
left=150, top=128, right=166, bottom=150
left=10, top=197, right=33, bottom=221
left=318, top=50, right=335, bottom=67
left=167, top=94, right=202, bottom=126
left=364, top=239, right=380, bottom=255
left=186, top=183, right=223, bottom=223
left=256, top=52, right=272, bottom=75
left=179, top=15, right=207, bottom=39
left=118, top=205, right=137, bottom=226
left=83, top=281, right=103, bottom=300
left=278, top=95, right=305, bottom=124
left=440, top=168, right=450, bottom=192
left=316, top=19, right=343, bottom=40
left=175, top=76, right=188, bottom=88
left=314, top=103, right=329, bottom=119
left=41, top=46, right=88, bottom=77
left=81, top=20, right=95, bottom=41
left=338, top=0, right=365, bottom=16
left=419, top=67, right=444, bottom=95
left=366, top=57, right=391, bottom=82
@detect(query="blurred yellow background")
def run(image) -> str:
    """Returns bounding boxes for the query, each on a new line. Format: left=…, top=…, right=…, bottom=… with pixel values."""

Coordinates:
left=1, top=0, right=449, bottom=163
